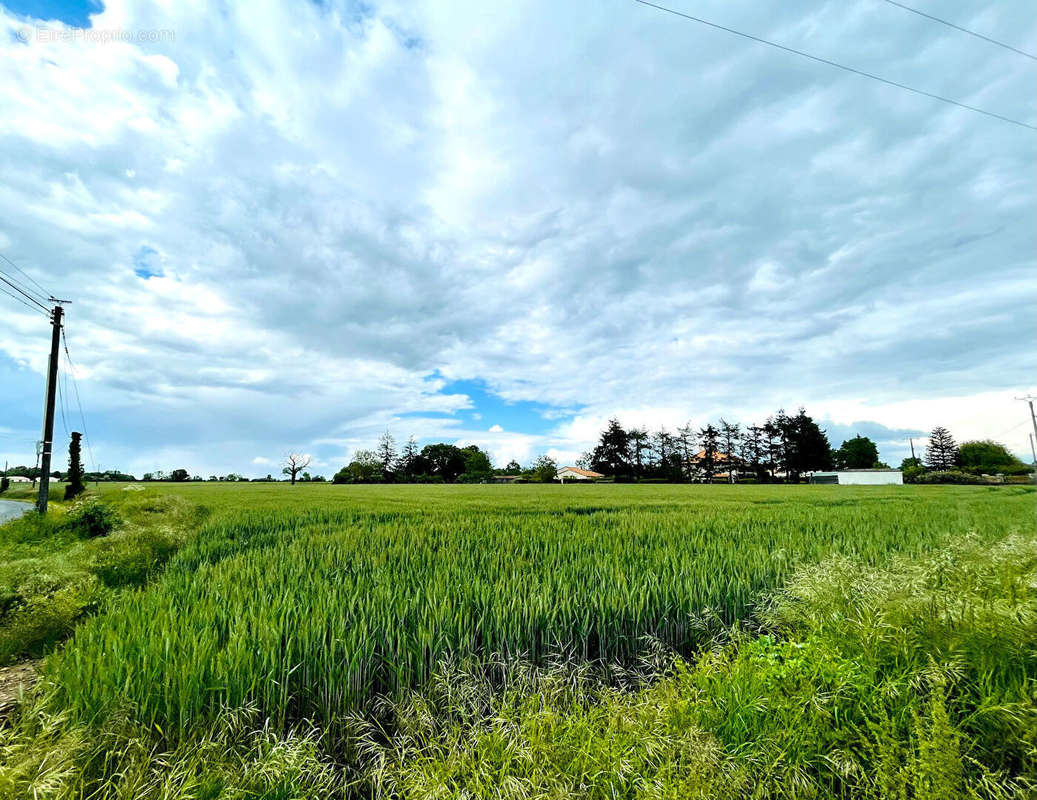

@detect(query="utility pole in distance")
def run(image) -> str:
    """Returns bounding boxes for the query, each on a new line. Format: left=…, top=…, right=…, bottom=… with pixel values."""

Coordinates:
left=1015, top=396, right=1037, bottom=487
left=1017, top=396, right=1037, bottom=450
left=36, top=302, right=66, bottom=513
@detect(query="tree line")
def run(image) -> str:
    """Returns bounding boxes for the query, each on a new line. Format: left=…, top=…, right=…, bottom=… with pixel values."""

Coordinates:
left=2, top=420, right=1028, bottom=494
left=906, top=426, right=1031, bottom=482
left=578, top=408, right=836, bottom=482
left=577, top=413, right=1030, bottom=484
left=330, top=433, right=559, bottom=484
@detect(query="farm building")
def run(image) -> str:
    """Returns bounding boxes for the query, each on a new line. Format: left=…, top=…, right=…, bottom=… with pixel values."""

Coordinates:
left=4, top=475, right=30, bottom=483
left=556, top=467, right=604, bottom=482
left=809, top=470, right=903, bottom=485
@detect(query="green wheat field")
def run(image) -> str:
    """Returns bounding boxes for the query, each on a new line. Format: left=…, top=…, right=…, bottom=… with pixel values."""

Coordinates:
left=1, top=483, right=1034, bottom=799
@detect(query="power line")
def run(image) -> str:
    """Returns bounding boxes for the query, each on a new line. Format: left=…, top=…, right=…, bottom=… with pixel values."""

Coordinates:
left=880, top=0, right=1037, bottom=62
left=61, top=327, right=96, bottom=474
left=57, top=368, right=71, bottom=439
left=631, top=0, right=1037, bottom=131
left=0, top=252, right=52, bottom=303
left=0, top=281, right=48, bottom=316
left=0, top=271, right=50, bottom=312
left=0, top=264, right=50, bottom=308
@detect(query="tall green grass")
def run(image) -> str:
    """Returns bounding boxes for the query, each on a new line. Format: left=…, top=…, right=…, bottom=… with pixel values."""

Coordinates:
left=367, top=529, right=1037, bottom=799
left=41, top=484, right=1033, bottom=742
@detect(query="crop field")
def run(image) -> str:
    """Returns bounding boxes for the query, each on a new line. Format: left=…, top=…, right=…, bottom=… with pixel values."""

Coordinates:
left=45, top=485, right=1030, bottom=726
left=3, top=483, right=1034, bottom=798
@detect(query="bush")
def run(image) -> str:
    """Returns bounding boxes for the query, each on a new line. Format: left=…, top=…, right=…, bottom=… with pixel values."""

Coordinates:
left=913, top=470, right=984, bottom=485
left=901, top=466, right=927, bottom=484
left=90, top=527, right=181, bottom=588
left=63, top=500, right=120, bottom=538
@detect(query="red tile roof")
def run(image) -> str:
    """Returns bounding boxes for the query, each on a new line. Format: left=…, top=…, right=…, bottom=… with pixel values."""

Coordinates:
left=558, top=466, right=604, bottom=478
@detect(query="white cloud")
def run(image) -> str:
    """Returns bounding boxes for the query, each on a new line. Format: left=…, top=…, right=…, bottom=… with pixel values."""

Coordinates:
left=488, top=424, right=503, bottom=433
left=0, top=0, right=1033, bottom=476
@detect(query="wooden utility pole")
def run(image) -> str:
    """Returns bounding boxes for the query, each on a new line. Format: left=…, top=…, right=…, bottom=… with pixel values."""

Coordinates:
left=1017, top=396, right=1037, bottom=453
left=36, top=304, right=63, bottom=513
left=909, top=437, right=916, bottom=461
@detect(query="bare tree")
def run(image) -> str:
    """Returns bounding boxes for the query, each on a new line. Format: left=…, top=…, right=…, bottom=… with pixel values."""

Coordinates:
left=282, top=453, right=311, bottom=485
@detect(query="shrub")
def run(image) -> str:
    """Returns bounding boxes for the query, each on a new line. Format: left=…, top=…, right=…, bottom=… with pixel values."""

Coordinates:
left=63, top=500, right=120, bottom=539
left=913, top=470, right=983, bottom=485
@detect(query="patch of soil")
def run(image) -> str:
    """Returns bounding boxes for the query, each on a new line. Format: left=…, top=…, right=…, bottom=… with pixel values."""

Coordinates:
left=0, top=661, right=38, bottom=714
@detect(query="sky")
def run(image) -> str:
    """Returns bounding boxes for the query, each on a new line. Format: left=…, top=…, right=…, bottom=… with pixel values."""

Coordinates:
left=0, top=0, right=1034, bottom=478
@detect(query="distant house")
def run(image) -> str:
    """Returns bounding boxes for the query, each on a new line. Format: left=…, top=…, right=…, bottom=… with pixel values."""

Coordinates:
left=556, top=466, right=604, bottom=482
left=489, top=474, right=521, bottom=484
left=6, top=475, right=30, bottom=483
left=809, top=470, right=903, bottom=486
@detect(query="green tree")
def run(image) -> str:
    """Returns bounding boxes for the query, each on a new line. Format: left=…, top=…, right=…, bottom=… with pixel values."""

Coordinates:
left=957, top=440, right=1026, bottom=474
left=696, top=424, right=720, bottom=483
left=834, top=435, right=880, bottom=470
left=740, top=424, right=766, bottom=480
left=719, top=419, right=741, bottom=483
left=332, top=450, right=382, bottom=483
left=531, top=454, right=557, bottom=482
left=399, top=436, right=420, bottom=481
left=460, top=445, right=493, bottom=482
left=64, top=431, right=85, bottom=500
left=376, top=431, right=398, bottom=481
left=776, top=408, right=833, bottom=482
left=925, top=427, right=958, bottom=471
left=590, top=419, right=631, bottom=478
left=628, top=428, right=649, bottom=478
left=420, top=443, right=467, bottom=482
left=900, top=456, right=922, bottom=470
left=502, top=460, right=522, bottom=475
left=169, top=468, right=189, bottom=482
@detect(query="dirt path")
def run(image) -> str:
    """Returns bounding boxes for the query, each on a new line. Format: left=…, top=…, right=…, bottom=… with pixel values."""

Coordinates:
left=0, top=661, right=38, bottom=714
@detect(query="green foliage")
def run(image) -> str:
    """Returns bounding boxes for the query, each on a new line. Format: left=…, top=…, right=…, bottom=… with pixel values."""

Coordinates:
left=590, top=418, right=631, bottom=477
left=365, top=520, right=1036, bottom=799
left=530, top=454, right=557, bottom=482
left=925, top=426, right=959, bottom=470
left=63, top=498, right=120, bottom=539
left=0, top=493, right=201, bottom=664
left=332, top=449, right=383, bottom=484
left=958, top=439, right=1029, bottom=475
left=0, top=704, right=340, bottom=799
left=914, top=469, right=985, bottom=484
left=0, top=483, right=1033, bottom=798
left=902, top=464, right=927, bottom=483
left=460, top=445, right=494, bottom=482
left=834, top=434, right=880, bottom=469
left=34, top=484, right=1032, bottom=746
left=63, top=432, right=85, bottom=501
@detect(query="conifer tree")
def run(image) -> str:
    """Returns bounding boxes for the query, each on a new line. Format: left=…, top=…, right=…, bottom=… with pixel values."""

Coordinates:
left=925, top=426, right=958, bottom=470
left=64, top=431, right=85, bottom=500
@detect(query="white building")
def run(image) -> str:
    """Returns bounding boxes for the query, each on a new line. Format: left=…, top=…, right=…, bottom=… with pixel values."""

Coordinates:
left=556, top=466, right=604, bottom=482
left=809, top=470, right=903, bottom=485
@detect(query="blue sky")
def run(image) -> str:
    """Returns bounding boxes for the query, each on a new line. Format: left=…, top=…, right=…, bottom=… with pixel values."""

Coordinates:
left=2, top=0, right=98, bottom=27
left=0, top=0, right=1034, bottom=477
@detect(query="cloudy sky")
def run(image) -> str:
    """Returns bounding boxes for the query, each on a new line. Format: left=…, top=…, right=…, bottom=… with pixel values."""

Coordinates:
left=0, top=0, right=1034, bottom=478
